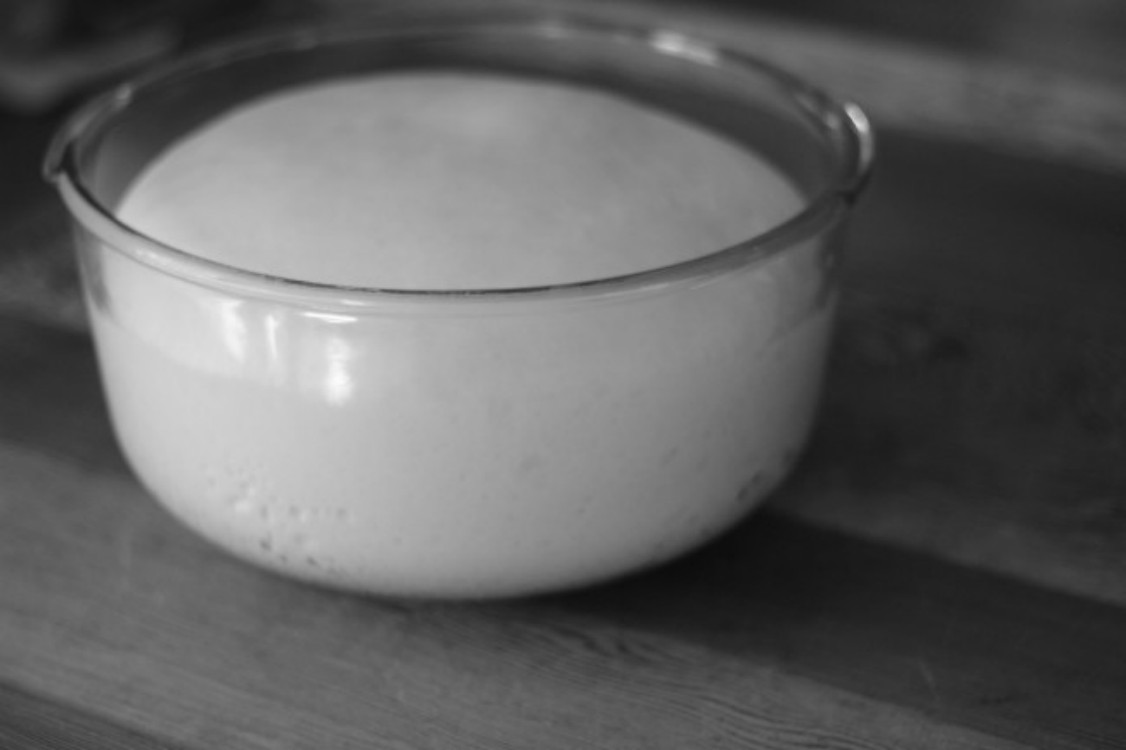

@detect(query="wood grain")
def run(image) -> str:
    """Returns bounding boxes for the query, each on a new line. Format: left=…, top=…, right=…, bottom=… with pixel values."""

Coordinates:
left=0, top=680, right=182, bottom=750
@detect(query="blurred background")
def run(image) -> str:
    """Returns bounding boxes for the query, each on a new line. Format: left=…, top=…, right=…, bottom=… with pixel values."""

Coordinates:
left=2, top=0, right=1126, bottom=326
left=3, top=0, right=1124, bottom=330
left=3, top=0, right=1126, bottom=114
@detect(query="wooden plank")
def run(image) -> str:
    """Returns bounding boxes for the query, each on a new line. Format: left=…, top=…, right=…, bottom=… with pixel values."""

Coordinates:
left=760, top=129, right=1126, bottom=607
left=554, top=512, right=1126, bottom=749
left=0, top=681, right=184, bottom=750
left=0, top=442, right=1052, bottom=750
left=781, top=292, right=1126, bottom=607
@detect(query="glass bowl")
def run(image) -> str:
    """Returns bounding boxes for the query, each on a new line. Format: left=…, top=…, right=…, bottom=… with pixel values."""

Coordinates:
left=44, top=14, right=873, bottom=599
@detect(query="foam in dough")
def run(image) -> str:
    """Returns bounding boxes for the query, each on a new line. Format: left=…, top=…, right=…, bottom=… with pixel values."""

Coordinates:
left=118, top=73, right=802, bottom=288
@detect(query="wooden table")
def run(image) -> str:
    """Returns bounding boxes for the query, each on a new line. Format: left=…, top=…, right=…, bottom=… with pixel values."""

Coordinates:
left=2, top=1, right=1125, bottom=747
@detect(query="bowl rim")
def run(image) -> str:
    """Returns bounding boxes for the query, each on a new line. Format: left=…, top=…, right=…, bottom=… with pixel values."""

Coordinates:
left=44, top=15, right=875, bottom=310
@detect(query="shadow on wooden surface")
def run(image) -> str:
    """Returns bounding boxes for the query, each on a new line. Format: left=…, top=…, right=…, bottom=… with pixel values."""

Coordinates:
left=534, top=511, right=1126, bottom=749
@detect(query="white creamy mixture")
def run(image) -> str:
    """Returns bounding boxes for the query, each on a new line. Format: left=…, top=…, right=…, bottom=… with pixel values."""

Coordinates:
left=94, top=73, right=830, bottom=597
left=117, top=74, right=801, bottom=288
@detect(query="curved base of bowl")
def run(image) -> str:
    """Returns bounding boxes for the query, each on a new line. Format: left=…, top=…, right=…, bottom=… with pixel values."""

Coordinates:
left=147, top=469, right=792, bottom=601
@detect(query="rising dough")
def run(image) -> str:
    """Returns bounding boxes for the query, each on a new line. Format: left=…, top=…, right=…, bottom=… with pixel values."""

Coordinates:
left=118, top=73, right=803, bottom=290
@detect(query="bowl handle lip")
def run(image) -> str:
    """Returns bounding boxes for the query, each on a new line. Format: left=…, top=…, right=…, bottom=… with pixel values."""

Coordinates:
left=43, top=83, right=135, bottom=185
left=840, top=100, right=876, bottom=203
